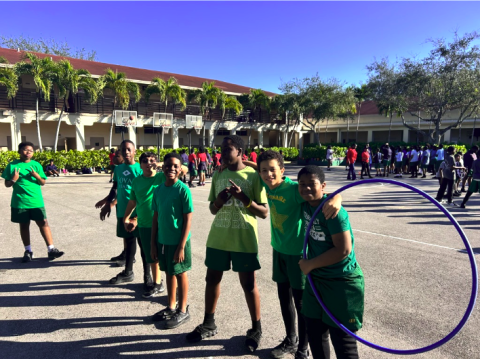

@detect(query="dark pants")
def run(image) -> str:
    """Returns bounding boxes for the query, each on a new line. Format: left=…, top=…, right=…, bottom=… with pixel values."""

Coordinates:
left=347, top=163, right=356, bottom=180
left=436, top=178, right=454, bottom=203
left=361, top=162, right=370, bottom=178
left=305, top=316, right=359, bottom=359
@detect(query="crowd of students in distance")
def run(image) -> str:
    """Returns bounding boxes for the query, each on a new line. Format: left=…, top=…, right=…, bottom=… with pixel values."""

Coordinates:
left=342, top=142, right=480, bottom=208
left=3, top=137, right=365, bottom=359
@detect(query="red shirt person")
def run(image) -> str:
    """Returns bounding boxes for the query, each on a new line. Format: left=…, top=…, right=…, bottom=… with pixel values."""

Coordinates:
left=346, top=144, right=358, bottom=180
left=250, top=151, right=258, bottom=163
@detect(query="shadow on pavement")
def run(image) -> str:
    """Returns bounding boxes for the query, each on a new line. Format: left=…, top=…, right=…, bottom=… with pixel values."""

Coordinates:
left=457, top=247, right=480, bottom=255
left=0, top=334, right=271, bottom=358
left=0, top=259, right=117, bottom=270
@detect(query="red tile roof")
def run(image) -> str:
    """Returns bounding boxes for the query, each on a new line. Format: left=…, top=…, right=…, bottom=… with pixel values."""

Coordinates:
left=357, top=100, right=380, bottom=115
left=0, top=47, right=277, bottom=97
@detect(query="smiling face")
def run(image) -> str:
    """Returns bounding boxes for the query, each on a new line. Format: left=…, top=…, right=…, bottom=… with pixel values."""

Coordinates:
left=259, top=159, right=284, bottom=189
left=221, top=139, right=240, bottom=167
left=298, top=173, right=327, bottom=204
left=163, top=157, right=182, bottom=181
left=19, top=145, right=34, bottom=161
left=121, top=142, right=136, bottom=164
left=140, top=155, right=157, bottom=176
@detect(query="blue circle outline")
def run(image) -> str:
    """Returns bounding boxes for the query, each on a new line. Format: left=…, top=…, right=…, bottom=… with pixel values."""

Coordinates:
left=303, top=178, right=478, bottom=355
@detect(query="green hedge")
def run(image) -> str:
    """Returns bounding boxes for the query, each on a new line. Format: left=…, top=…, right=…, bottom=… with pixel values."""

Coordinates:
left=0, top=146, right=301, bottom=171
left=300, top=146, right=348, bottom=161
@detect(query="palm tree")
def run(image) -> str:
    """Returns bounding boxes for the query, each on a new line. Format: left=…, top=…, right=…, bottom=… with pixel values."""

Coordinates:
left=144, top=77, right=186, bottom=115
left=353, top=84, right=371, bottom=143
left=248, top=89, right=270, bottom=122
left=0, top=57, right=19, bottom=101
left=187, top=81, right=221, bottom=118
left=214, top=91, right=243, bottom=147
left=52, top=60, right=101, bottom=152
left=15, top=53, right=56, bottom=152
left=101, top=69, right=141, bottom=148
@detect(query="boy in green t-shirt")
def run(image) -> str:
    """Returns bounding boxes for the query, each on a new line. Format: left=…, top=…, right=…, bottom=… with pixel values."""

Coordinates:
left=186, top=135, right=268, bottom=353
left=298, top=165, right=364, bottom=359
left=243, top=150, right=341, bottom=359
left=97, top=140, right=150, bottom=287
left=150, top=152, right=194, bottom=329
left=1, top=141, right=64, bottom=262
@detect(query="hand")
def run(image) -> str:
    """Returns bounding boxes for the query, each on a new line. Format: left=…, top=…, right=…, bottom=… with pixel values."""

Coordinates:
left=225, top=180, right=248, bottom=202
left=100, top=205, right=111, bottom=221
left=215, top=188, right=231, bottom=207
left=28, top=166, right=40, bottom=179
left=12, top=168, right=20, bottom=182
left=151, top=242, right=158, bottom=261
left=95, top=199, right=107, bottom=209
left=323, top=196, right=341, bottom=220
left=298, top=259, right=312, bottom=275
left=125, top=217, right=137, bottom=232
left=174, top=246, right=185, bottom=263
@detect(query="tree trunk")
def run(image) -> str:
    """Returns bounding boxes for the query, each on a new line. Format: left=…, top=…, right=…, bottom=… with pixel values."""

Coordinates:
left=388, top=113, right=393, bottom=143
left=314, top=131, right=321, bottom=146
left=325, top=119, right=329, bottom=143
left=346, top=118, right=350, bottom=144
left=434, top=122, right=441, bottom=145
left=355, top=105, right=361, bottom=143
left=459, top=123, right=462, bottom=143
left=54, top=94, right=68, bottom=153
left=248, top=130, right=252, bottom=149
left=36, top=94, right=43, bottom=152
left=471, top=117, right=477, bottom=147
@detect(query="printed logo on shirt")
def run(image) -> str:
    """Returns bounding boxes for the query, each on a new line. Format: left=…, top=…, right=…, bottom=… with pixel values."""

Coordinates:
left=213, top=177, right=253, bottom=230
left=303, top=211, right=326, bottom=241
left=123, top=170, right=131, bottom=176
left=268, top=194, right=286, bottom=203
left=271, top=203, right=288, bottom=234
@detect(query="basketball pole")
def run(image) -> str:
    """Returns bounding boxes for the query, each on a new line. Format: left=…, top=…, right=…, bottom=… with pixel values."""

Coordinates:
left=161, top=126, right=165, bottom=150
left=156, top=130, right=160, bottom=156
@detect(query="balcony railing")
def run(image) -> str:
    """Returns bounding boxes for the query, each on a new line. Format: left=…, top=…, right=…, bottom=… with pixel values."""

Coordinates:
left=0, top=87, right=285, bottom=125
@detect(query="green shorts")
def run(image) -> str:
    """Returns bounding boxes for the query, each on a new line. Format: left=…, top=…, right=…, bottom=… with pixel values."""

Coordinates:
left=116, top=217, right=139, bottom=238
left=205, top=247, right=261, bottom=272
left=302, top=266, right=364, bottom=332
left=410, top=161, right=418, bottom=168
left=109, top=164, right=116, bottom=171
left=158, top=240, right=192, bottom=275
left=466, top=169, right=473, bottom=178
left=396, top=161, right=402, bottom=168
left=138, top=227, right=156, bottom=264
left=401, top=158, right=407, bottom=166
left=382, top=159, right=391, bottom=167
left=11, top=207, right=47, bottom=223
left=468, top=180, right=480, bottom=193
left=421, top=163, right=429, bottom=169
left=272, top=249, right=305, bottom=290
left=374, top=163, right=380, bottom=169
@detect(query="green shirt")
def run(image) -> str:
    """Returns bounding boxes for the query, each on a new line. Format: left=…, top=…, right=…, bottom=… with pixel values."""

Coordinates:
left=152, top=180, right=193, bottom=245
left=302, top=196, right=358, bottom=278
left=113, top=163, right=142, bottom=218
left=207, top=167, right=268, bottom=253
left=1, top=160, right=47, bottom=209
left=130, top=172, right=166, bottom=228
left=264, top=177, right=305, bottom=255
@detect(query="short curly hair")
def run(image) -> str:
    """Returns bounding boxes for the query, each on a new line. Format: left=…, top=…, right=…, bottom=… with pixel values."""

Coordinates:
left=298, top=165, right=325, bottom=183
left=223, top=135, right=244, bottom=154
left=257, top=150, right=284, bottom=170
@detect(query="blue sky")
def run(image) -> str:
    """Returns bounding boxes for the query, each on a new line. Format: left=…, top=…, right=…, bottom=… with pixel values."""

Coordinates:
left=2, top=2, right=480, bottom=94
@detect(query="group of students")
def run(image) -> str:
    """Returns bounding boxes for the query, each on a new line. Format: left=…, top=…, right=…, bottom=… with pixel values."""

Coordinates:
left=2, top=137, right=367, bottom=359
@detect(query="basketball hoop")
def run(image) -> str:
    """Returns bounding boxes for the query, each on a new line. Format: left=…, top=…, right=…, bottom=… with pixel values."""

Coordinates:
left=194, top=125, right=202, bottom=135
left=114, top=110, right=137, bottom=127
left=162, top=124, right=171, bottom=134
left=122, top=117, right=136, bottom=127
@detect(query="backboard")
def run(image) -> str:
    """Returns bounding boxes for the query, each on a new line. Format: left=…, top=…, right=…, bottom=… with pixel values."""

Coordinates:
left=114, top=110, right=137, bottom=127
left=153, top=113, right=173, bottom=134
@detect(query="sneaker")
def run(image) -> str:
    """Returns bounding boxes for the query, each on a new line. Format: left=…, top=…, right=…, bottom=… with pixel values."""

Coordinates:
left=271, top=336, right=298, bottom=358
left=111, top=250, right=126, bottom=261
left=461, top=188, right=466, bottom=193
left=165, top=306, right=191, bottom=329
left=443, top=201, right=457, bottom=207
left=152, top=306, right=177, bottom=321
left=109, top=270, right=134, bottom=284
left=294, top=349, right=310, bottom=359
left=144, top=275, right=153, bottom=291
left=189, top=183, right=196, bottom=188
left=453, top=192, right=461, bottom=197
left=186, top=324, right=218, bottom=342
left=48, top=248, right=64, bottom=260
left=245, top=328, right=262, bottom=353
left=142, top=282, right=165, bottom=298
left=22, top=250, right=33, bottom=263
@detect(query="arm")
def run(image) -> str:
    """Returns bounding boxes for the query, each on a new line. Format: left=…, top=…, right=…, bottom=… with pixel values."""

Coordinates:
left=4, top=168, right=19, bottom=188
left=150, top=211, right=159, bottom=261
left=99, top=182, right=117, bottom=220
left=299, top=230, right=352, bottom=275
left=123, top=199, right=138, bottom=232
left=209, top=188, right=230, bottom=215
left=226, top=179, right=268, bottom=219
left=322, top=193, right=342, bottom=220
left=243, top=160, right=258, bottom=171
left=174, top=212, right=193, bottom=263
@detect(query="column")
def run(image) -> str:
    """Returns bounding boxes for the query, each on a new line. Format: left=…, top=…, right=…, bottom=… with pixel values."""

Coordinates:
left=298, top=131, right=304, bottom=158
left=75, top=121, right=85, bottom=151
left=171, top=125, right=179, bottom=149
left=367, top=130, right=373, bottom=143
left=402, top=128, right=409, bottom=142
left=258, top=130, right=263, bottom=148
left=10, top=116, right=22, bottom=151
left=443, top=129, right=451, bottom=142
left=231, top=129, right=236, bottom=135
left=208, top=129, right=215, bottom=148
left=127, top=125, right=136, bottom=146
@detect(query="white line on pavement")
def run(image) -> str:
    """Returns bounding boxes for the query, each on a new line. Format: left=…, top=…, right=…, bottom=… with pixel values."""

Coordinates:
left=353, top=229, right=480, bottom=254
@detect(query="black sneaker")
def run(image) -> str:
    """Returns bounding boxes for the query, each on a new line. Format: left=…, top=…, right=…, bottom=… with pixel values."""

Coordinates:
left=165, top=306, right=191, bottom=329
left=186, top=324, right=218, bottom=342
left=461, top=188, right=466, bottom=192
left=271, top=336, right=298, bottom=358
left=109, top=270, right=134, bottom=284
left=22, top=250, right=33, bottom=263
left=111, top=250, right=125, bottom=261
left=142, top=284, right=163, bottom=299
left=245, top=328, right=262, bottom=353
left=152, top=306, right=177, bottom=321
left=48, top=248, right=64, bottom=260
left=295, top=349, right=310, bottom=359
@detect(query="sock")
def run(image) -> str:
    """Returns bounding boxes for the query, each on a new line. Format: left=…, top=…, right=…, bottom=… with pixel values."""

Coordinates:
left=203, top=312, right=216, bottom=328
left=25, top=245, right=32, bottom=252
left=252, top=319, right=262, bottom=332
left=47, top=245, right=55, bottom=252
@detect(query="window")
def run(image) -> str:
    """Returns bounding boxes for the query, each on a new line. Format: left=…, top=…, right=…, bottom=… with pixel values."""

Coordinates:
left=236, top=130, right=247, bottom=136
left=216, top=129, right=230, bottom=136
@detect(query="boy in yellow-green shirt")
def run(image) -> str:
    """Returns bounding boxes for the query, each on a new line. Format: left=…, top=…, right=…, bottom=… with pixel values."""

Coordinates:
left=186, top=135, right=268, bottom=353
left=1, top=141, right=64, bottom=262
